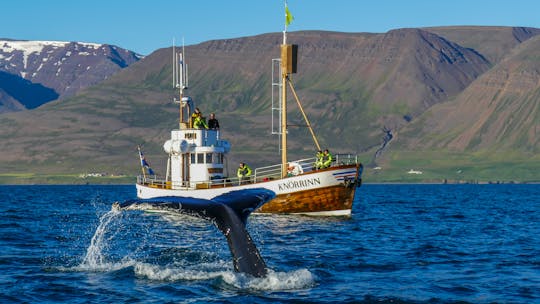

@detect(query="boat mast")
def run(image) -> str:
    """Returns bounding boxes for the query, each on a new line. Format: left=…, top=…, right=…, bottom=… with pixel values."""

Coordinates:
left=280, top=1, right=297, bottom=177
left=280, top=50, right=287, bottom=176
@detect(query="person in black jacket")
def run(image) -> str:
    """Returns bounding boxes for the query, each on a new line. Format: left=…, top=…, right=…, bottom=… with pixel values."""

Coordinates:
left=208, top=113, right=220, bottom=130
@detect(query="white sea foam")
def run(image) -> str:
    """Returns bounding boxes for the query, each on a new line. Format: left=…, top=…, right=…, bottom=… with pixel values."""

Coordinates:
left=134, top=262, right=229, bottom=281
left=134, top=261, right=315, bottom=290
left=223, top=268, right=316, bottom=290
left=73, top=257, right=136, bottom=273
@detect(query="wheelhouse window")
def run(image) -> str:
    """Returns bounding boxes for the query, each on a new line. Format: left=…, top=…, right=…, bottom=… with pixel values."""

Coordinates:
left=215, top=153, right=223, bottom=164
left=206, top=153, right=212, bottom=164
left=197, top=153, right=204, bottom=164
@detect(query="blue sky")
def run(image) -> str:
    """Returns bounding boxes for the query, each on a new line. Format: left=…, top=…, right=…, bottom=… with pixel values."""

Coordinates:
left=2, top=0, right=540, bottom=55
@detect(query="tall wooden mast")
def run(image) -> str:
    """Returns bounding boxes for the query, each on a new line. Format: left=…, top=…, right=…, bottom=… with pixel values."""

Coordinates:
left=280, top=1, right=297, bottom=177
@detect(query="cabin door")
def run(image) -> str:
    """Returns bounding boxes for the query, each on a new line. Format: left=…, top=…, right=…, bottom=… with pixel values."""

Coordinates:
left=182, top=153, right=190, bottom=186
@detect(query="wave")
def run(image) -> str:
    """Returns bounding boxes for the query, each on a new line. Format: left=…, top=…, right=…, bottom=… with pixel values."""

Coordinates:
left=134, top=262, right=315, bottom=291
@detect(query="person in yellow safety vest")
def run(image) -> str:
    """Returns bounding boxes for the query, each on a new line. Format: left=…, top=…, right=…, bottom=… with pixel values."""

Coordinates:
left=314, top=150, right=323, bottom=170
left=193, top=113, right=208, bottom=129
left=321, top=149, right=333, bottom=169
left=191, top=108, right=208, bottom=129
left=237, top=162, right=252, bottom=185
left=191, top=108, right=201, bottom=128
left=190, top=108, right=207, bottom=130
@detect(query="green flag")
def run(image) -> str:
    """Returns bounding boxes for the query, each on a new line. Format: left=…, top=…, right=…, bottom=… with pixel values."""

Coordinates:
left=285, top=6, right=294, bottom=26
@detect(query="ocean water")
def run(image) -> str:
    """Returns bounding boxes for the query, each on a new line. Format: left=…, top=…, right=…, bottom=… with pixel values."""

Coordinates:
left=0, top=184, right=539, bottom=303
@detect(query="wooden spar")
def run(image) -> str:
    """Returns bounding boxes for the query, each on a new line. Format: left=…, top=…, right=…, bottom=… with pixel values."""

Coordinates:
left=280, top=1, right=289, bottom=178
left=287, top=79, right=321, bottom=151
left=281, top=48, right=288, bottom=178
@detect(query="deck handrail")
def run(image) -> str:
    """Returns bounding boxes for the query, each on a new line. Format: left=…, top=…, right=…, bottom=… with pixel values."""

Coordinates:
left=137, top=154, right=360, bottom=189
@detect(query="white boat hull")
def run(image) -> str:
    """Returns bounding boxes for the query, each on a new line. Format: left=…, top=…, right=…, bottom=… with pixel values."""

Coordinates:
left=136, top=164, right=361, bottom=216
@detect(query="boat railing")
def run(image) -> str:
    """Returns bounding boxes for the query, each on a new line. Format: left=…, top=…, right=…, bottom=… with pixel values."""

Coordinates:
left=137, top=175, right=169, bottom=188
left=333, top=153, right=360, bottom=166
left=137, top=153, right=360, bottom=190
left=253, top=154, right=359, bottom=180
left=137, top=174, right=253, bottom=189
left=254, top=157, right=315, bottom=181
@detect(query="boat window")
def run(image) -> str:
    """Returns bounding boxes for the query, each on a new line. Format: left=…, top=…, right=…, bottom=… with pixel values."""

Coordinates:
left=213, top=153, right=220, bottom=164
left=206, top=153, right=212, bottom=164
left=218, top=153, right=224, bottom=164
left=197, top=153, right=204, bottom=164
left=190, top=153, right=195, bottom=164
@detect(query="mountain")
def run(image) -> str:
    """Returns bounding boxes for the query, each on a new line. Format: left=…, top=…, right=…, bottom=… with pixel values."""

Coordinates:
left=0, top=27, right=538, bottom=183
left=376, top=30, right=540, bottom=182
left=424, top=26, right=540, bottom=64
left=0, top=39, right=141, bottom=113
left=401, top=34, right=540, bottom=152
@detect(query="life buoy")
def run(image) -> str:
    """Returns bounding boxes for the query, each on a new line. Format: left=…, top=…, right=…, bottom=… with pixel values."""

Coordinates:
left=287, top=162, right=303, bottom=176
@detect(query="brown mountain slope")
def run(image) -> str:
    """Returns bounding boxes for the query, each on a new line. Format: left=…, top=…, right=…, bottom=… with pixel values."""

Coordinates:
left=358, top=28, right=490, bottom=114
left=424, top=26, right=540, bottom=64
left=401, top=34, right=540, bottom=153
left=0, top=87, right=25, bottom=112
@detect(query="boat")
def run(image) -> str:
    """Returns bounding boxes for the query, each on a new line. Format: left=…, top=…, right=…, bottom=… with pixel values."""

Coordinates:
left=135, top=7, right=363, bottom=216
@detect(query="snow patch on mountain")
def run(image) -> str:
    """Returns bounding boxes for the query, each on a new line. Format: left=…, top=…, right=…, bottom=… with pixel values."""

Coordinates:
left=0, top=40, right=104, bottom=68
left=0, top=39, right=141, bottom=113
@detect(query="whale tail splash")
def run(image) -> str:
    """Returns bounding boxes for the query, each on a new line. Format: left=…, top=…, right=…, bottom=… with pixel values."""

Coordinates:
left=113, top=188, right=275, bottom=277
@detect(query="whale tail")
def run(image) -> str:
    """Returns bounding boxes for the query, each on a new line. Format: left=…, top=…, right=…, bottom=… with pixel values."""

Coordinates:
left=113, top=188, right=275, bottom=277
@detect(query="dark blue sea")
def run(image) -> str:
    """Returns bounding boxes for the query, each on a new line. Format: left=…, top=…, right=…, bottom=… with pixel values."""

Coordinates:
left=1, top=184, right=539, bottom=303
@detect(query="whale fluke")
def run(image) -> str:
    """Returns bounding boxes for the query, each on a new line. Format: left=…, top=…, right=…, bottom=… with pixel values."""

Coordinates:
left=113, top=188, right=275, bottom=277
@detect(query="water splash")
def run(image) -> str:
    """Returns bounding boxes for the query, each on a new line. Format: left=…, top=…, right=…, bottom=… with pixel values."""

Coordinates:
left=74, top=202, right=315, bottom=291
left=79, top=209, right=130, bottom=271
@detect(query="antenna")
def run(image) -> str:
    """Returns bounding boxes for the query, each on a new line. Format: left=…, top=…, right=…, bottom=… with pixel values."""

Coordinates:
left=181, top=53, right=184, bottom=88
left=185, top=62, right=189, bottom=88
left=182, top=38, right=188, bottom=89
left=171, top=37, right=191, bottom=128
left=172, top=38, right=175, bottom=88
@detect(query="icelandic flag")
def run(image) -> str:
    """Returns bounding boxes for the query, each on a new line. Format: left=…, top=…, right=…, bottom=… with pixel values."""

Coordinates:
left=138, top=147, right=155, bottom=175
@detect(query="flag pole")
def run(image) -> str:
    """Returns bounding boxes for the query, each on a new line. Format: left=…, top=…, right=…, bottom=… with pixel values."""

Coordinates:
left=283, top=0, right=288, bottom=44
left=138, top=145, right=146, bottom=179
left=281, top=0, right=294, bottom=177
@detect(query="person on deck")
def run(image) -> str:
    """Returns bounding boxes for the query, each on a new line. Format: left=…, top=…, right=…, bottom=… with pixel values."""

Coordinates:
left=208, top=113, right=220, bottom=130
left=237, top=162, right=252, bottom=185
left=193, top=113, right=208, bottom=129
left=314, top=150, right=323, bottom=170
left=321, top=149, right=333, bottom=169
left=192, top=108, right=209, bottom=129
left=191, top=108, right=201, bottom=128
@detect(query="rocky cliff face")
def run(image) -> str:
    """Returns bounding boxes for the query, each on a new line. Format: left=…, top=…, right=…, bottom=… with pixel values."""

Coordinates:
left=425, top=26, right=540, bottom=64
left=402, top=34, right=540, bottom=153
left=0, top=39, right=141, bottom=113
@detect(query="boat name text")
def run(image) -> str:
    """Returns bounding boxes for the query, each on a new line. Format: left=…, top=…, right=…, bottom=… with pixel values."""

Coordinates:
left=185, top=133, right=197, bottom=139
left=278, top=177, right=321, bottom=191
